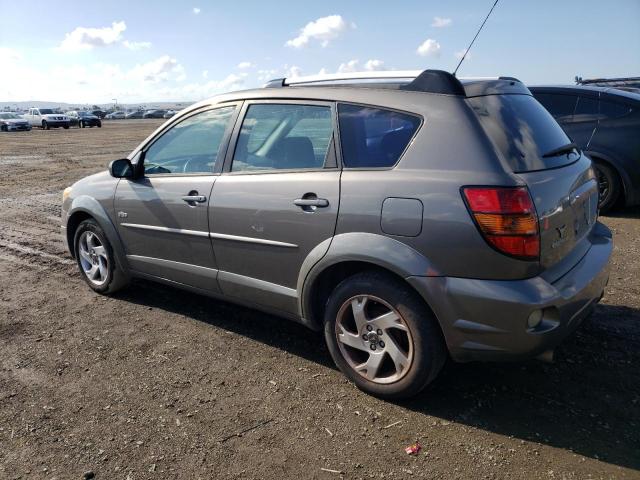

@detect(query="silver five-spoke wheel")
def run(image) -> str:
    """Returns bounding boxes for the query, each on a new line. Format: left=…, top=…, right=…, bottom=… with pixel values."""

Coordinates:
left=78, top=231, right=109, bottom=287
left=335, top=295, right=414, bottom=384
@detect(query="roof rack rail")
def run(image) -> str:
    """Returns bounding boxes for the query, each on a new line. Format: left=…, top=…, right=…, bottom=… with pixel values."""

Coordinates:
left=263, top=69, right=469, bottom=95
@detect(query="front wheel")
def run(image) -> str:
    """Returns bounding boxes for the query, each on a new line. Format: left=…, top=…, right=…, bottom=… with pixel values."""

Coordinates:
left=324, top=271, right=446, bottom=399
left=73, top=219, right=129, bottom=294
left=42, top=120, right=49, bottom=130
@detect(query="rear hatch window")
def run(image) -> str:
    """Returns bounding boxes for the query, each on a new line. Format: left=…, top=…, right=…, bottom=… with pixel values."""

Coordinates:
left=468, top=94, right=575, bottom=172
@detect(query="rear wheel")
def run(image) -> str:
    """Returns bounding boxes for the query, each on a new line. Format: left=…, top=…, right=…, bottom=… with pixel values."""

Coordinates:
left=42, top=120, right=49, bottom=130
left=73, top=219, right=128, bottom=294
left=594, top=161, right=621, bottom=213
left=323, top=271, right=446, bottom=399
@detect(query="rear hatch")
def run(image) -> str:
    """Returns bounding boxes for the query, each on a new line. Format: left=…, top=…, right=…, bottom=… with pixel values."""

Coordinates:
left=468, top=93, right=599, bottom=272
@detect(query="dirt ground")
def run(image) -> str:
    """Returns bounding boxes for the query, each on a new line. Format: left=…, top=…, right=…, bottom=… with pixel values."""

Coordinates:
left=0, top=120, right=638, bottom=480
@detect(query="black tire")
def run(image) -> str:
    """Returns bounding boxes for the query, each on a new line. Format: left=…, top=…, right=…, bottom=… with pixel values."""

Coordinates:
left=594, top=160, right=621, bottom=213
left=81, top=121, right=85, bottom=128
left=73, top=219, right=129, bottom=294
left=0, top=125, right=6, bottom=132
left=97, top=122, right=102, bottom=128
left=63, top=125, right=69, bottom=129
left=323, top=271, right=446, bottom=399
left=42, top=120, right=49, bottom=130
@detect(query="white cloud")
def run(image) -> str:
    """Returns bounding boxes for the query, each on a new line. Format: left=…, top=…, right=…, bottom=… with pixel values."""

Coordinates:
left=0, top=47, right=21, bottom=64
left=337, top=59, right=359, bottom=73
left=454, top=48, right=471, bottom=60
left=257, top=69, right=278, bottom=81
left=193, top=7, right=201, bottom=14
left=286, top=15, right=353, bottom=48
left=431, top=17, right=452, bottom=28
left=237, top=61, right=253, bottom=69
left=122, top=40, right=152, bottom=50
left=416, top=38, right=441, bottom=57
left=202, top=70, right=209, bottom=78
left=60, top=21, right=126, bottom=51
left=337, top=59, right=386, bottom=73
left=285, top=65, right=303, bottom=78
left=128, top=55, right=186, bottom=83
left=363, top=59, right=385, bottom=71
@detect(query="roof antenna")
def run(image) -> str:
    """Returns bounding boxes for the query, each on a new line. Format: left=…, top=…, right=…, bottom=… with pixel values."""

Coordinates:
left=453, top=0, right=500, bottom=76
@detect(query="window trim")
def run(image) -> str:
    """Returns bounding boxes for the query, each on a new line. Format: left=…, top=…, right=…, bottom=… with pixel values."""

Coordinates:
left=135, top=102, right=241, bottom=178
left=336, top=101, right=424, bottom=171
left=221, top=99, right=339, bottom=175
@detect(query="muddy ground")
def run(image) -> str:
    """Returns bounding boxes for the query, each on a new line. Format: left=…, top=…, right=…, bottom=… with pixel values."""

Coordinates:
left=0, top=120, right=638, bottom=479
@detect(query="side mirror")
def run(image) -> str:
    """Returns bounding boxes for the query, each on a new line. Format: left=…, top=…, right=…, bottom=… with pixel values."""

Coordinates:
left=109, top=158, right=133, bottom=178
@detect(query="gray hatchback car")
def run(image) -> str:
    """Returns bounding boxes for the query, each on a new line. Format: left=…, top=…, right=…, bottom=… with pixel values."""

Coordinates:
left=61, top=69, right=612, bottom=399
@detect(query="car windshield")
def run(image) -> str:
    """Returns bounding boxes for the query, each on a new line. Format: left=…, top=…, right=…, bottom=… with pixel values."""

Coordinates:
left=0, top=113, right=19, bottom=119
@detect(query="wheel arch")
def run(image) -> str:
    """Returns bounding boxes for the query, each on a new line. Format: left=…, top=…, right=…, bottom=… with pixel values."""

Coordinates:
left=298, top=232, right=443, bottom=332
left=66, top=196, right=130, bottom=276
left=586, top=150, right=630, bottom=206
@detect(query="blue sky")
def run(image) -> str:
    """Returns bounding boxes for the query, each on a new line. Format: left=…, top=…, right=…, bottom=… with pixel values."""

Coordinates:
left=1, top=0, right=639, bottom=103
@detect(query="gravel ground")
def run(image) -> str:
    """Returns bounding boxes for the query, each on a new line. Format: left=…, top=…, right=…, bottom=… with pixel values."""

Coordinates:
left=0, top=120, right=639, bottom=480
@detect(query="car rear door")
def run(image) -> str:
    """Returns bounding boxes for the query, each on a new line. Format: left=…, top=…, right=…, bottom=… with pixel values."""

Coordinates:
left=209, top=101, right=340, bottom=314
left=114, top=104, right=239, bottom=292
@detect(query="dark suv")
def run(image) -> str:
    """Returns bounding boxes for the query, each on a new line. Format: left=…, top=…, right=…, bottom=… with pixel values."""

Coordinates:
left=530, top=85, right=640, bottom=211
left=61, top=70, right=612, bottom=399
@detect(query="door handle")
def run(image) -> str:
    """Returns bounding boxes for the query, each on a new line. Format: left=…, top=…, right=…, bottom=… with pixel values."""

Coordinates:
left=294, top=198, right=329, bottom=208
left=182, top=195, right=207, bottom=203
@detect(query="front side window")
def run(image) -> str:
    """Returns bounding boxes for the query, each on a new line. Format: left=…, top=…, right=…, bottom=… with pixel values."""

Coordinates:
left=143, top=106, right=235, bottom=175
left=337, top=104, right=421, bottom=168
left=599, top=100, right=633, bottom=120
left=533, top=93, right=577, bottom=121
left=231, top=104, right=333, bottom=172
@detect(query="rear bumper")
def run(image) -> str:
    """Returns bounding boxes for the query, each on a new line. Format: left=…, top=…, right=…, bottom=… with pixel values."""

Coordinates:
left=408, top=222, right=613, bottom=362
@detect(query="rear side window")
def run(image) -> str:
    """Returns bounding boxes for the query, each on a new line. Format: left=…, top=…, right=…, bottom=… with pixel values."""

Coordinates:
left=573, top=96, right=599, bottom=121
left=232, top=104, right=333, bottom=172
left=338, top=104, right=421, bottom=168
left=469, top=94, right=574, bottom=173
left=533, top=93, right=577, bottom=120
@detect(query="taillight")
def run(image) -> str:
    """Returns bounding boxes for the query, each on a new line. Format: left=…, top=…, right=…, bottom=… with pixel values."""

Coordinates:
left=462, top=186, right=540, bottom=260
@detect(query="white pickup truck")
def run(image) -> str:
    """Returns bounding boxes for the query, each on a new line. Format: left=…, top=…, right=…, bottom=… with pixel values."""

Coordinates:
left=23, top=108, right=70, bottom=130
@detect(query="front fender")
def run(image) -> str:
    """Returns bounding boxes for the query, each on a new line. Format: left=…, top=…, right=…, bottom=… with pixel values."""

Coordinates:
left=66, top=195, right=130, bottom=275
left=297, top=232, right=441, bottom=329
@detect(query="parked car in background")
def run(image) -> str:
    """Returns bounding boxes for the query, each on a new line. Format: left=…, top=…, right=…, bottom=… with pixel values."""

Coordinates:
left=142, top=109, right=167, bottom=119
left=61, top=70, right=611, bottom=399
left=163, top=110, right=177, bottom=119
left=23, top=108, right=70, bottom=130
left=530, top=85, right=640, bottom=211
left=106, top=111, right=126, bottom=120
left=66, top=111, right=102, bottom=128
left=0, top=112, right=32, bottom=131
left=125, top=111, right=145, bottom=119
left=91, top=110, right=107, bottom=119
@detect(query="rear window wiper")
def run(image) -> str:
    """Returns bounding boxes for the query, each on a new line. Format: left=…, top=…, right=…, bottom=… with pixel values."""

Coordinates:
left=542, top=142, right=580, bottom=158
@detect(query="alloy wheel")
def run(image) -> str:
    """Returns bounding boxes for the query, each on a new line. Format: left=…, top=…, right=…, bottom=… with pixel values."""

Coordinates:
left=335, top=295, right=414, bottom=384
left=78, top=231, right=109, bottom=287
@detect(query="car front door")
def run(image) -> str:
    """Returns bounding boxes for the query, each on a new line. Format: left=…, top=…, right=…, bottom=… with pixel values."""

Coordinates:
left=114, top=104, right=239, bottom=292
left=209, top=101, right=340, bottom=314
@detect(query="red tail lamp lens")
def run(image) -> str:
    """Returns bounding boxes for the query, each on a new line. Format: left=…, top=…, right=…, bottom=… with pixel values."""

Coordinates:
left=463, top=187, right=540, bottom=260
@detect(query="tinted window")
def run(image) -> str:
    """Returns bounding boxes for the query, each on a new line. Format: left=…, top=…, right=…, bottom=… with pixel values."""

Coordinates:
left=600, top=100, right=632, bottom=119
left=469, top=94, right=574, bottom=173
left=144, top=106, right=235, bottom=174
left=573, top=96, right=599, bottom=120
left=338, top=104, right=421, bottom=168
left=232, top=104, right=332, bottom=172
left=533, top=93, right=577, bottom=119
